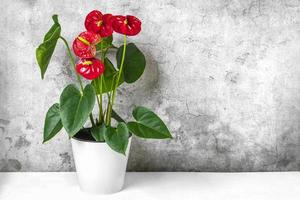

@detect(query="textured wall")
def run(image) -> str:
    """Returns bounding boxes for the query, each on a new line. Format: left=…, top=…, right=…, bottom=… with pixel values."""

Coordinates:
left=1, top=0, right=300, bottom=172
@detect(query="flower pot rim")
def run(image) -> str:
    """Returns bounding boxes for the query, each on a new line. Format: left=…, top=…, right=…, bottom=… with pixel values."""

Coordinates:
left=72, top=127, right=132, bottom=143
left=71, top=135, right=132, bottom=143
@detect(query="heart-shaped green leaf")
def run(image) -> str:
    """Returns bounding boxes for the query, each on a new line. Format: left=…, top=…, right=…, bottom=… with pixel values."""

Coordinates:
left=36, top=15, right=61, bottom=79
left=103, top=57, right=116, bottom=76
left=104, top=122, right=129, bottom=155
left=91, top=124, right=106, bottom=142
left=127, top=106, right=172, bottom=139
left=43, top=103, right=63, bottom=143
left=59, top=84, right=95, bottom=137
left=92, top=58, right=124, bottom=94
left=116, top=43, right=146, bottom=83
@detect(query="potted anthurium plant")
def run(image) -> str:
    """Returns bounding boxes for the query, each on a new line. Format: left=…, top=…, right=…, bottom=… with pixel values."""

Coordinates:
left=36, top=10, right=172, bottom=194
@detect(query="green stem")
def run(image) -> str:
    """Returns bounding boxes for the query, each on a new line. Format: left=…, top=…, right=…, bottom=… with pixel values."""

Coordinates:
left=89, top=115, right=95, bottom=127
left=95, top=93, right=101, bottom=124
left=101, top=75, right=110, bottom=125
left=105, top=74, right=117, bottom=125
left=59, top=36, right=84, bottom=91
left=97, top=42, right=105, bottom=123
left=97, top=77, right=104, bottom=122
left=60, top=36, right=95, bottom=127
left=105, top=88, right=112, bottom=125
left=106, top=35, right=127, bottom=125
left=100, top=77, right=103, bottom=118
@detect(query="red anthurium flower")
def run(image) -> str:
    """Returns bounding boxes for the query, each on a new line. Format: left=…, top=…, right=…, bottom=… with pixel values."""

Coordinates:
left=75, top=58, right=105, bottom=80
left=112, top=15, right=141, bottom=36
left=99, top=14, right=113, bottom=37
left=85, top=10, right=113, bottom=37
left=72, top=31, right=101, bottom=58
left=85, top=10, right=102, bottom=33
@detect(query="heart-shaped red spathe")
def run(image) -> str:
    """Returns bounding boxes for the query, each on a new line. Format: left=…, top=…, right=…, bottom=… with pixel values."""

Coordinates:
left=85, top=10, right=113, bottom=37
left=112, top=15, right=141, bottom=36
left=85, top=10, right=102, bottom=33
left=72, top=31, right=101, bottom=58
left=75, top=58, right=105, bottom=80
left=99, top=14, right=113, bottom=37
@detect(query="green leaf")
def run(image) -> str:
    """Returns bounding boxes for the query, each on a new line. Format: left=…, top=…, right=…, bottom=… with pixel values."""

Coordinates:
left=43, top=103, right=63, bottom=143
left=111, top=110, right=133, bottom=137
left=96, top=35, right=113, bottom=51
left=116, top=43, right=146, bottom=83
left=91, top=124, right=106, bottom=142
left=92, top=58, right=124, bottom=94
left=104, top=122, right=129, bottom=155
left=59, top=84, right=95, bottom=137
left=127, top=106, right=172, bottom=139
left=36, top=15, right=61, bottom=79
left=104, top=57, right=117, bottom=76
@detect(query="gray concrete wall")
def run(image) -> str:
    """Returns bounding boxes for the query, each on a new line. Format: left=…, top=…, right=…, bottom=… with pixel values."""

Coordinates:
left=1, top=0, right=300, bottom=172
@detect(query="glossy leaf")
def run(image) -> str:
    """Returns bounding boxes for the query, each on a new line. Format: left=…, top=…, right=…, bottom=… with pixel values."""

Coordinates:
left=104, top=122, right=129, bottom=155
left=96, top=35, right=113, bottom=51
left=93, top=58, right=124, bottom=94
left=43, top=103, right=63, bottom=143
left=59, top=84, right=95, bottom=137
left=127, top=106, right=172, bottom=139
left=36, top=15, right=61, bottom=79
left=111, top=110, right=132, bottom=137
left=91, top=124, right=106, bottom=142
left=116, top=43, right=146, bottom=83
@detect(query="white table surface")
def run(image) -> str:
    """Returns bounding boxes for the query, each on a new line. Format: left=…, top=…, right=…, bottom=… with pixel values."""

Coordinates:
left=0, top=172, right=299, bottom=200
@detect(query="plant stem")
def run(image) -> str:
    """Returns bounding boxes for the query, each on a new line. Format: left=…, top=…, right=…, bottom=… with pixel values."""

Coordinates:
left=89, top=115, right=95, bottom=127
left=59, top=36, right=84, bottom=91
left=96, top=77, right=104, bottom=122
left=97, top=42, right=105, bottom=123
left=107, top=35, right=127, bottom=125
left=99, top=76, right=103, bottom=119
left=105, top=74, right=117, bottom=125
left=101, top=75, right=110, bottom=126
left=95, top=92, right=101, bottom=124
left=60, top=36, right=95, bottom=127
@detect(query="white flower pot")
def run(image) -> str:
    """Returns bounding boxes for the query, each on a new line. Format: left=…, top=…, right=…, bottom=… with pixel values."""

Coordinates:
left=71, top=137, right=131, bottom=194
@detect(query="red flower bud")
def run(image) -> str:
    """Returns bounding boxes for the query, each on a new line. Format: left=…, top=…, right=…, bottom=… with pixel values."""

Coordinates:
left=85, top=10, right=113, bottom=37
left=75, top=58, right=105, bottom=80
left=112, top=15, right=141, bottom=36
left=72, top=31, right=101, bottom=58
